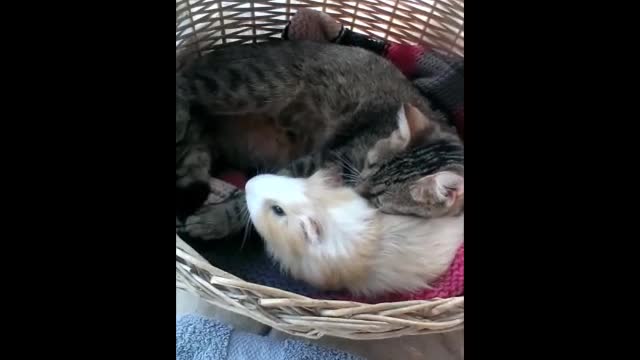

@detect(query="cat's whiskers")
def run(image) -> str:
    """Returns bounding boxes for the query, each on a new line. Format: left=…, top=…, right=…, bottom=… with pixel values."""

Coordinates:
left=342, top=173, right=360, bottom=181
left=332, top=151, right=360, bottom=177
left=331, top=155, right=348, bottom=172
left=346, top=158, right=361, bottom=177
left=342, top=174, right=361, bottom=186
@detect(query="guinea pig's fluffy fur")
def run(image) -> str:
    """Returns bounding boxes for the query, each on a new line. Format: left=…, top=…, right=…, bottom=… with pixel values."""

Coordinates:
left=245, top=171, right=464, bottom=297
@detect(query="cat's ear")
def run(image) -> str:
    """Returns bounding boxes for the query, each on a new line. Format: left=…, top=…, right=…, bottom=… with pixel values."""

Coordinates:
left=300, top=216, right=323, bottom=244
left=410, top=171, right=464, bottom=208
left=396, top=103, right=436, bottom=148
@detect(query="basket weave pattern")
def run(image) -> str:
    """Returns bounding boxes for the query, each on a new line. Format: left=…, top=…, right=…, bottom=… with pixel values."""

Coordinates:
left=176, top=0, right=464, bottom=339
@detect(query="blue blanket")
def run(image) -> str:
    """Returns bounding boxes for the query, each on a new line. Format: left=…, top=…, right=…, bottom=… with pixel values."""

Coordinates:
left=176, top=314, right=364, bottom=360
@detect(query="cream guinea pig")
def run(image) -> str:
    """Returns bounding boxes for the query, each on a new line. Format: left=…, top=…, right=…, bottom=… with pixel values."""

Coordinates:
left=245, top=170, right=463, bottom=296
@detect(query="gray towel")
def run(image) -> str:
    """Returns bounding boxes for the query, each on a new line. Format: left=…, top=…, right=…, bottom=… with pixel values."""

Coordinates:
left=176, top=314, right=365, bottom=360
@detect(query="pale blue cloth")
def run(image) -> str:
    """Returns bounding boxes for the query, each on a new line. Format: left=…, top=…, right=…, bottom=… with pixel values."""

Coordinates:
left=176, top=314, right=365, bottom=360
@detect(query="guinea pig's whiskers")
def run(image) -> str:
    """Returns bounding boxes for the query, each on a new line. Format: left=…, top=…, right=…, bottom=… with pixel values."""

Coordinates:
left=239, top=207, right=252, bottom=252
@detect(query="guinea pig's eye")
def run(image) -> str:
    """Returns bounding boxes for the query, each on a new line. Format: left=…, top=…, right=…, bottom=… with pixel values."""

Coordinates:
left=271, top=205, right=286, bottom=216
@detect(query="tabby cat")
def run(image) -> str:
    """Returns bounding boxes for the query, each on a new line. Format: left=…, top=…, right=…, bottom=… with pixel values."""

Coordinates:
left=176, top=40, right=463, bottom=240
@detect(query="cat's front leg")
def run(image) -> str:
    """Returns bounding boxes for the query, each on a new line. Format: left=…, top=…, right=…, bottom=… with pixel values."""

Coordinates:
left=181, top=190, right=248, bottom=241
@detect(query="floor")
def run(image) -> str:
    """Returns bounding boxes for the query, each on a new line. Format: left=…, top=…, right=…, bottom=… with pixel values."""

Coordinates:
left=177, top=288, right=464, bottom=360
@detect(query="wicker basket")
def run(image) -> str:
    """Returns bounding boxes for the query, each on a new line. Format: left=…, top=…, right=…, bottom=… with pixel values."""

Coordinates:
left=176, top=0, right=464, bottom=340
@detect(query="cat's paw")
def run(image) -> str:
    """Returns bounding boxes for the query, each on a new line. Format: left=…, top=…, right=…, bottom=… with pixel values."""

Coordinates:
left=182, top=193, right=248, bottom=240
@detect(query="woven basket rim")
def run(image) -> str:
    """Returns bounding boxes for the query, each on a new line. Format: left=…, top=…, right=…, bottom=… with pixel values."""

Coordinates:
left=177, top=233, right=464, bottom=339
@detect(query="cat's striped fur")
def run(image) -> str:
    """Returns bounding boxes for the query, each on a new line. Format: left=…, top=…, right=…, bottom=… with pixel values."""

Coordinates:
left=357, top=138, right=464, bottom=218
left=365, top=141, right=464, bottom=197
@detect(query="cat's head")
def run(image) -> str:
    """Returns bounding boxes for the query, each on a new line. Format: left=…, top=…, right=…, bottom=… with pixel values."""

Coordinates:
left=355, top=104, right=464, bottom=218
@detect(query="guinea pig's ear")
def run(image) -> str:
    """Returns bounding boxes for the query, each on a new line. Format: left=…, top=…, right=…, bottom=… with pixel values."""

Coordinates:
left=311, top=167, right=342, bottom=187
left=396, top=103, right=436, bottom=148
left=300, top=216, right=323, bottom=244
left=410, top=171, right=464, bottom=208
